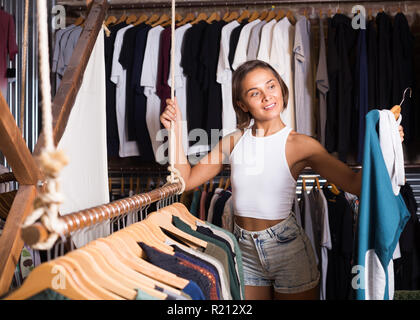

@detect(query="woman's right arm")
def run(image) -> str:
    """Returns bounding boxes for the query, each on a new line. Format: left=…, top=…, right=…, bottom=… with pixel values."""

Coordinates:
left=160, top=98, right=232, bottom=191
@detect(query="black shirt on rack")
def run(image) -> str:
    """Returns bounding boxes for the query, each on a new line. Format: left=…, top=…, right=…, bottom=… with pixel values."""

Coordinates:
left=228, top=20, right=248, bottom=71
left=104, top=22, right=127, bottom=157
left=376, top=12, right=393, bottom=110
left=325, top=14, right=357, bottom=162
left=181, top=21, right=208, bottom=143
left=366, top=19, right=378, bottom=111
left=322, top=186, right=354, bottom=300
left=200, top=20, right=226, bottom=144
left=119, top=24, right=147, bottom=142
left=392, top=12, right=415, bottom=142
left=131, top=24, right=155, bottom=162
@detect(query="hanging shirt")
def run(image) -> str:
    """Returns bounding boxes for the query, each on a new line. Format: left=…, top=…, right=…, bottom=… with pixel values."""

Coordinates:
left=181, top=21, right=210, bottom=155
left=131, top=24, right=155, bottom=162
left=61, top=26, right=83, bottom=74
left=140, top=25, right=165, bottom=164
left=270, top=17, right=296, bottom=130
left=257, top=19, right=276, bottom=63
left=315, top=18, right=329, bottom=147
left=356, top=109, right=410, bottom=300
left=308, top=188, right=332, bottom=300
left=378, top=110, right=405, bottom=196
left=228, top=20, right=248, bottom=71
left=157, top=26, right=172, bottom=116
left=356, top=28, right=369, bottom=164
left=119, top=24, right=148, bottom=142
left=52, top=24, right=76, bottom=94
left=0, top=9, right=18, bottom=99
left=104, top=22, right=127, bottom=157
left=200, top=21, right=226, bottom=144
left=167, top=23, right=192, bottom=156
left=392, top=12, right=415, bottom=142
left=376, top=12, right=393, bottom=110
left=111, top=25, right=140, bottom=157
left=247, top=20, right=266, bottom=60
left=293, top=16, right=315, bottom=137
left=232, top=19, right=261, bottom=70
left=217, top=20, right=240, bottom=136
left=58, top=28, right=110, bottom=248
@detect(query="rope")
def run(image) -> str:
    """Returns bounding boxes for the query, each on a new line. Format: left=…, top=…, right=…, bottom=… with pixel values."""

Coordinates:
left=20, top=0, right=29, bottom=134
left=164, top=0, right=185, bottom=195
left=22, top=0, right=68, bottom=250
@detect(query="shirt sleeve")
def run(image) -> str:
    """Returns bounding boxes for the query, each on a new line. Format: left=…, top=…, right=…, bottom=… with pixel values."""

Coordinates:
left=7, top=14, right=18, bottom=61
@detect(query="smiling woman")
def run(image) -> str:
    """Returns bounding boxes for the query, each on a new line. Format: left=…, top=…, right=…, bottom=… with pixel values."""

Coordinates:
left=159, top=59, right=404, bottom=301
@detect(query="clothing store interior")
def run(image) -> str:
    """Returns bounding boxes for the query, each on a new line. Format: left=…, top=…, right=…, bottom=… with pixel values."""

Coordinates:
left=0, top=0, right=420, bottom=302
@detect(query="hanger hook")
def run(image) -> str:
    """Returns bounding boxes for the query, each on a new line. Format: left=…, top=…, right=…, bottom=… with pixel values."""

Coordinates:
left=400, top=87, right=412, bottom=106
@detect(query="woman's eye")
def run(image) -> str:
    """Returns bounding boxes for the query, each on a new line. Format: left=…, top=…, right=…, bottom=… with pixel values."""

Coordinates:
left=269, top=84, right=275, bottom=89
left=250, top=91, right=259, bottom=97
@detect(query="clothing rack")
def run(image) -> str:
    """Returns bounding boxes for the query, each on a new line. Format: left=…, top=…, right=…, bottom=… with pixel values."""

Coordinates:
left=64, top=0, right=420, bottom=11
left=21, top=181, right=182, bottom=246
left=0, top=0, right=108, bottom=296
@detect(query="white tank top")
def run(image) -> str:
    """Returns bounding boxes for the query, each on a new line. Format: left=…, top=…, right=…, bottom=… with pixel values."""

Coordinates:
left=229, top=126, right=297, bottom=220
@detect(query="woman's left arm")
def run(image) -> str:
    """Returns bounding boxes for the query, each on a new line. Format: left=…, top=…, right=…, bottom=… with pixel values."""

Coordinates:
left=300, top=125, right=405, bottom=197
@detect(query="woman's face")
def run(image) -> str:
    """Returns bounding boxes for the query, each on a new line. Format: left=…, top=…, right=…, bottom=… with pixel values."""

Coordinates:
left=239, top=67, right=284, bottom=123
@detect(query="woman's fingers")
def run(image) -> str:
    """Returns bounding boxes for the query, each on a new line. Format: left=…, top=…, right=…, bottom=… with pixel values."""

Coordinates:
left=399, top=125, right=404, bottom=142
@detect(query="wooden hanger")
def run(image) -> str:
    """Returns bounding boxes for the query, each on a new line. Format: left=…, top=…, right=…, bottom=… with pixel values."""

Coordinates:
left=120, top=175, right=125, bottom=196
left=145, top=209, right=208, bottom=249
left=368, top=8, right=373, bottom=20
left=93, top=235, right=188, bottom=290
left=105, top=15, right=117, bottom=27
left=81, top=241, right=172, bottom=298
left=326, top=182, right=340, bottom=195
left=108, top=177, right=112, bottom=193
left=265, top=10, right=276, bottom=22
left=207, top=12, right=221, bottom=23
left=304, top=9, right=309, bottom=19
left=65, top=249, right=137, bottom=300
left=177, top=12, right=195, bottom=26
left=237, top=9, right=250, bottom=23
left=191, top=12, right=208, bottom=25
left=209, top=179, right=214, bottom=193
left=275, top=9, right=285, bottom=21
left=4, top=261, right=94, bottom=300
left=161, top=203, right=198, bottom=229
left=146, top=177, right=153, bottom=191
left=122, top=224, right=174, bottom=254
left=56, top=256, right=121, bottom=299
left=259, top=10, right=268, bottom=21
left=126, top=14, right=138, bottom=25
left=146, top=13, right=160, bottom=25
left=286, top=11, right=296, bottom=25
left=337, top=7, right=342, bottom=14
left=152, top=14, right=170, bottom=27
left=129, top=176, right=134, bottom=193
left=117, top=13, right=127, bottom=24
left=302, top=177, right=307, bottom=192
left=248, top=11, right=260, bottom=22
left=136, top=176, right=140, bottom=194
left=315, top=177, right=321, bottom=190
left=225, top=11, right=239, bottom=22
left=218, top=177, right=225, bottom=189
left=162, top=13, right=183, bottom=27
left=133, top=14, right=148, bottom=26
left=328, top=9, right=332, bottom=18
left=74, top=16, right=84, bottom=26
left=224, top=178, right=230, bottom=191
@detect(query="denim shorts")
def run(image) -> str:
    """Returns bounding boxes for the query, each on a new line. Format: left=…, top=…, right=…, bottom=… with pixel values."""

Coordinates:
left=233, top=213, right=320, bottom=294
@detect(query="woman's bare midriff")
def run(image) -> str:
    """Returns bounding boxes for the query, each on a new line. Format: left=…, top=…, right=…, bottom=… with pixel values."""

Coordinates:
left=234, top=215, right=286, bottom=232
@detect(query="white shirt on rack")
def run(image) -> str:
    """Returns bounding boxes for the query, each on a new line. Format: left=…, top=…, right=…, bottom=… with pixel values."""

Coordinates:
left=217, top=20, right=240, bottom=136
left=110, top=25, right=140, bottom=158
left=141, top=25, right=166, bottom=164
left=167, top=23, right=192, bottom=156
left=257, top=19, right=276, bottom=63
left=270, top=18, right=296, bottom=130
left=232, top=19, right=261, bottom=70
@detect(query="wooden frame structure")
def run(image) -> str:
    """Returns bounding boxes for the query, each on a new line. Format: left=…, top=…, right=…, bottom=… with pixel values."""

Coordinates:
left=0, top=0, right=108, bottom=296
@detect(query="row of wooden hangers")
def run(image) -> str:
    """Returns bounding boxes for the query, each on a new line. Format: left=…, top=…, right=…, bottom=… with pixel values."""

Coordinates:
left=5, top=202, right=213, bottom=300
left=301, top=176, right=340, bottom=195
left=103, top=8, right=299, bottom=28
left=109, top=176, right=167, bottom=196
